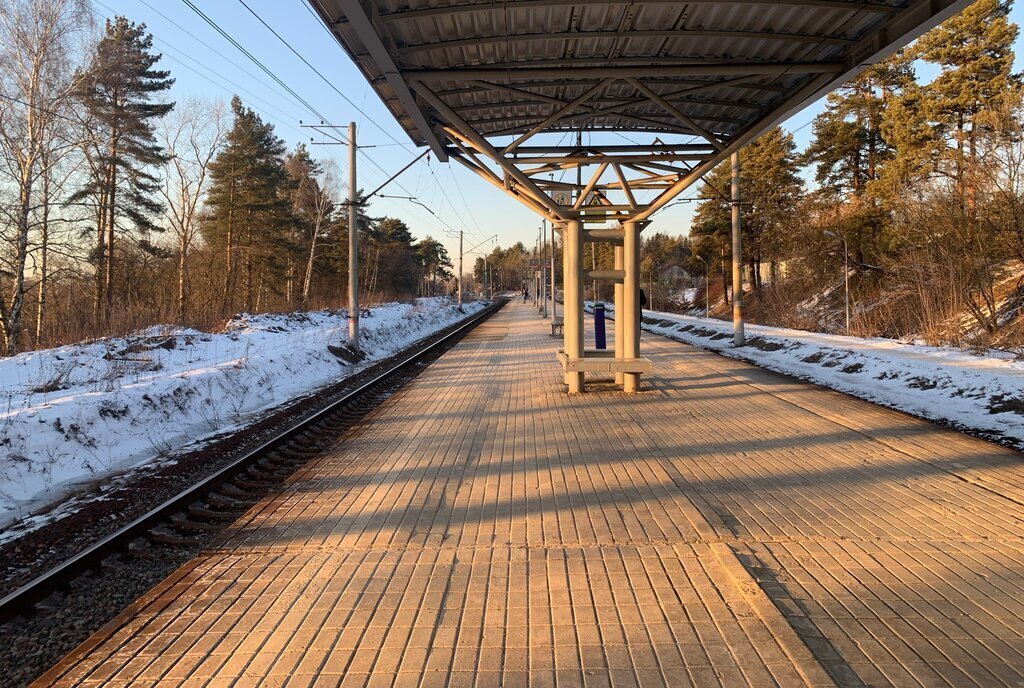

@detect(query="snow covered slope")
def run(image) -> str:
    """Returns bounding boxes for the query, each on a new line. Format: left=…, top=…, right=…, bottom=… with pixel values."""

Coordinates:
left=637, top=308, right=1024, bottom=449
left=0, top=298, right=486, bottom=527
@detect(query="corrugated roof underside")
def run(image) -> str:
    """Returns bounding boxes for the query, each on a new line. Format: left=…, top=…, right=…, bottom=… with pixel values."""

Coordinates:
left=312, top=0, right=899, bottom=143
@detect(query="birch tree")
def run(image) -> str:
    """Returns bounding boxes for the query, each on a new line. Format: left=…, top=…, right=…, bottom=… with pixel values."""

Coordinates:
left=159, top=98, right=225, bottom=323
left=0, top=0, right=88, bottom=354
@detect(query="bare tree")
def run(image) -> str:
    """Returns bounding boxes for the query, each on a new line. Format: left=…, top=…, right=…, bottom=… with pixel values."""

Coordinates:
left=159, top=98, right=225, bottom=323
left=0, top=0, right=88, bottom=354
left=299, top=160, right=337, bottom=304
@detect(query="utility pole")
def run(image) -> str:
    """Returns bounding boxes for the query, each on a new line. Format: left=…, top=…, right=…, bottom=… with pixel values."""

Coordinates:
left=348, top=122, right=359, bottom=352
left=458, top=230, right=463, bottom=307
left=731, top=150, right=745, bottom=347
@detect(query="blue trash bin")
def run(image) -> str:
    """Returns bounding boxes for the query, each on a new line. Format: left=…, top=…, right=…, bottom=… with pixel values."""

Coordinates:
left=594, top=303, right=607, bottom=350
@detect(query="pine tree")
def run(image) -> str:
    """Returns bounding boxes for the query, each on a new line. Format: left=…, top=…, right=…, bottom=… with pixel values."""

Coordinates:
left=800, top=58, right=913, bottom=266
left=691, top=127, right=802, bottom=291
left=917, top=0, right=1019, bottom=201
left=690, top=160, right=734, bottom=301
left=802, top=57, right=913, bottom=197
left=72, top=16, right=174, bottom=325
left=366, top=217, right=419, bottom=298
left=743, top=127, right=803, bottom=285
left=873, top=80, right=940, bottom=204
left=415, top=236, right=453, bottom=296
left=204, top=96, right=291, bottom=312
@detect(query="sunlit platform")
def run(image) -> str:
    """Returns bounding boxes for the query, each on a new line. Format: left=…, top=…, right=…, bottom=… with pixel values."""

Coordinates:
left=35, top=302, right=1024, bottom=687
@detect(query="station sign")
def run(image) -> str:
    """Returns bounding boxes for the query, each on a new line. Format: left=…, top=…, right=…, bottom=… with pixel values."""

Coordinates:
left=582, top=190, right=607, bottom=222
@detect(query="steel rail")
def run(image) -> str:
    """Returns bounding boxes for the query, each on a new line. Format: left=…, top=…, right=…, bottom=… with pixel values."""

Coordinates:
left=0, top=299, right=506, bottom=624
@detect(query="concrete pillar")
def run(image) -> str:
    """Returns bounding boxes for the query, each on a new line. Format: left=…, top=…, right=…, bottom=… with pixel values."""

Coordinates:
left=563, top=220, right=584, bottom=393
left=731, top=151, right=745, bottom=347
left=622, top=221, right=641, bottom=393
left=613, top=244, right=624, bottom=386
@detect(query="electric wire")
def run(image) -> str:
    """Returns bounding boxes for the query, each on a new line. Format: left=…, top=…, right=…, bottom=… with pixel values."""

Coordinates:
left=244, top=0, right=411, bottom=150
left=169, top=0, right=469, bottom=240
left=180, top=0, right=334, bottom=126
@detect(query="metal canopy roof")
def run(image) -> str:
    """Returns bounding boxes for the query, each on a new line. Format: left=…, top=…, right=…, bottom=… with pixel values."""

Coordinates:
left=308, top=0, right=972, bottom=223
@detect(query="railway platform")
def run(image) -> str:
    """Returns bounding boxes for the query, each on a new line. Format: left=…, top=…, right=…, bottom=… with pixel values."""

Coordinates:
left=35, top=301, right=1024, bottom=687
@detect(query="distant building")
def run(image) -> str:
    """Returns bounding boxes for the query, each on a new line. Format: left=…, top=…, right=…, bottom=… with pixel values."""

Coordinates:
left=658, top=264, right=695, bottom=286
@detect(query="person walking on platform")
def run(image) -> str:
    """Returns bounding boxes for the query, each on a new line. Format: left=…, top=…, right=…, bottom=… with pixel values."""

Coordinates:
left=523, top=288, right=529, bottom=302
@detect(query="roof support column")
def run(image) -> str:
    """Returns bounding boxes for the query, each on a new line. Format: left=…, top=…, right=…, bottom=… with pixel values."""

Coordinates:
left=614, top=245, right=624, bottom=386
left=731, top=151, right=745, bottom=347
left=622, top=220, right=642, bottom=393
left=563, top=220, right=584, bottom=393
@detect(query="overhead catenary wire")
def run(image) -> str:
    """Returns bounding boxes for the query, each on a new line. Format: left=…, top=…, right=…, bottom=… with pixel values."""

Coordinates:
left=136, top=0, right=309, bottom=111
left=166, top=0, right=470, bottom=242
left=180, top=0, right=334, bottom=127
left=244, top=0, right=412, bottom=150
left=87, top=1, right=331, bottom=158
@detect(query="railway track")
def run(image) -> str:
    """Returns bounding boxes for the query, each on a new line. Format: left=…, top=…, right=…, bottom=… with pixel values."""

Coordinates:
left=0, top=299, right=504, bottom=685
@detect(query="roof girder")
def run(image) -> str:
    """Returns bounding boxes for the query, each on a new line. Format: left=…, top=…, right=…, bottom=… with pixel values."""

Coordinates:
left=370, top=0, right=901, bottom=23
left=397, top=28, right=854, bottom=59
left=403, top=62, right=846, bottom=83
left=312, top=0, right=975, bottom=225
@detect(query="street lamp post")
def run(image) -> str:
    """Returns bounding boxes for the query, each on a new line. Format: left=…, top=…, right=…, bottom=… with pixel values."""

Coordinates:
left=824, top=230, right=850, bottom=334
left=695, top=255, right=710, bottom=318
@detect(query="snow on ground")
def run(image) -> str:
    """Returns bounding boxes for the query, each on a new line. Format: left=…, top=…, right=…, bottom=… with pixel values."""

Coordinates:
left=594, top=303, right=1024, bottom=449
left=0, top=298, right=486, bottom=530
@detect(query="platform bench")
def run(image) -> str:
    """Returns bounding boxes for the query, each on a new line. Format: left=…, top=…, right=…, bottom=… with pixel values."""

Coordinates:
left=556, top=351, right=653, bottom=374
left=550, top=317, right=564, bottom=337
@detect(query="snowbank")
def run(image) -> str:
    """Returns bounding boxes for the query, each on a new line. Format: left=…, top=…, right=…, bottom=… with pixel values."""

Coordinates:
left=600, top=304, right=1024, bottom=449
left=0, top=298, right=486, bottom=527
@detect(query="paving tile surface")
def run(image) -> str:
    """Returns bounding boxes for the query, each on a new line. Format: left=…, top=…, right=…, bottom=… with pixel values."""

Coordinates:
left=34, top=302, right=1024, bottom=687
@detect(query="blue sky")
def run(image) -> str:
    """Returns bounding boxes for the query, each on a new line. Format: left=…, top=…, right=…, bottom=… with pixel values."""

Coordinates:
left=92, top=0, right=1024, bottom=262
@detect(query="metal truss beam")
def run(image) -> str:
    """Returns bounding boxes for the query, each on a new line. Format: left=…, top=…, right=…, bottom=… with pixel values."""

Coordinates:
left=504, top=79, right=614, bottom=153
left=404, top=63, right=845, bottom=83
left=511, top=154, right=712, bottom=165
left=626, top=78, right=725, bottom=150
left=452, top=95, right=763, bottom=118
left=485, top=114, right=717, bottom=138
left=398, top=28, right=853, bottom=59
left=333, top=0, right=448, bottom=161
left=509, top=144, right=714, bottom=154
left=373, top=0, right=901, bottom=23
left=433, top=76, right=792, bottom=97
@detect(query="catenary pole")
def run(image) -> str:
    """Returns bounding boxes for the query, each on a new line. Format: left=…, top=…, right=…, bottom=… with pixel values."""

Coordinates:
left=731, top=150, right=744, bottom=347
left=348, top=122, right=359, bottom=352
left=458, top=230, right=463, bottom=307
